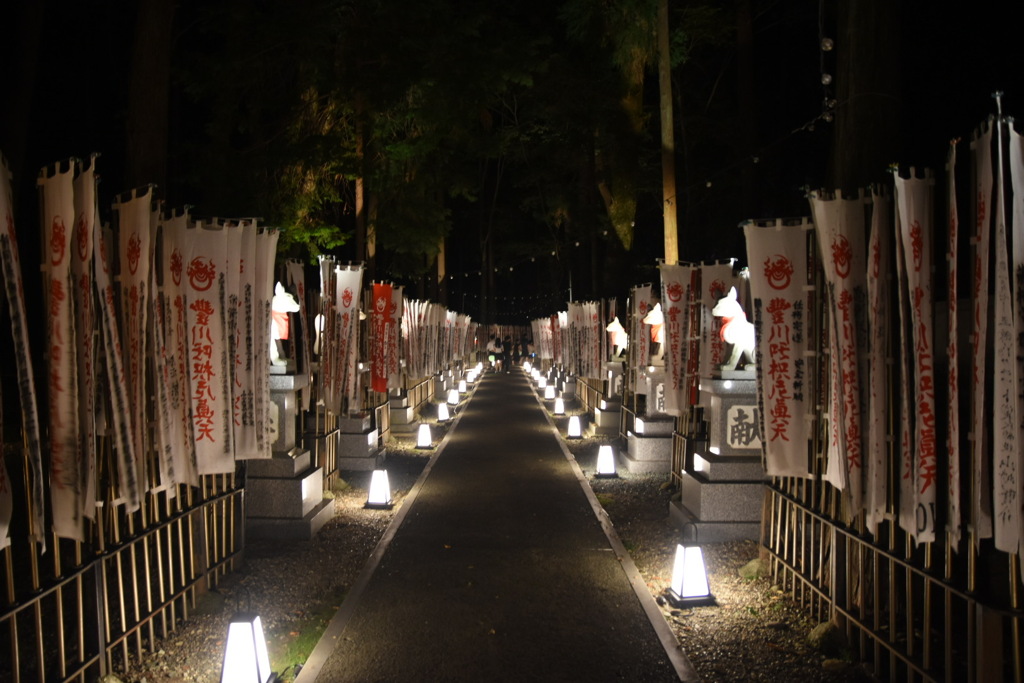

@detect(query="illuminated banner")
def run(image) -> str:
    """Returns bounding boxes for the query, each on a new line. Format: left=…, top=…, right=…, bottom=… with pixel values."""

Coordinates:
left=992, top=123, right=1020, bottom=555
left=230, top=222, right=259, bottom=460
left=158, top=212, right=199, bottom=486
left=895, top=170, right=937, bottom=544
left=631, top=285, right=652, bottom=370
left=970, top=123, right=994, bottom=543
left=371, top=283, right=392, bottom=392
left=114, top=187, right=154, bottom=493
left=40, top=162, right=82, bottom=541
left=335, top=265, right=363, bottom=409
left=183, top=222, right=232, bottom=474
left=659, top=264, right=694, bottom=415
left=72, top=159, right=98, bottom=519
left=945, top=144, right=963, bottom=548
left=698, top=264, right=741, bottom=378
left=744, top=219, right=813, bottom=478
left=865, top=190, right=893, bottom=535
left=809, top=191, right=868, bottom=515
left=253, top=228, right=278, bottom=457
left=1008, top=125, right=1024, bottom=566
left=96, top=226, right=141, bottom=511
left=1, top=154, right=44, bottom=546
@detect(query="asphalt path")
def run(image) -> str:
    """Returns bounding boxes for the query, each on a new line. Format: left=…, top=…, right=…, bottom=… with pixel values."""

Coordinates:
left=298, top=370, right=693, bottom=682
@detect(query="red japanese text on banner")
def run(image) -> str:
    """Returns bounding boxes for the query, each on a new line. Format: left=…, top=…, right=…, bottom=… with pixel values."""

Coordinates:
left=698, top=264, right=741, bottom=378
left=371, top=283, right=392, bottom=392
left=945, top=145, right=963, bottom=548
left=72, top=158, right=98, bottom=520
left=744, top=219, right=813, bottom=478
left=659, top=264, right=693, bottom=416
left=1008, top=125, right=1024, bottom=569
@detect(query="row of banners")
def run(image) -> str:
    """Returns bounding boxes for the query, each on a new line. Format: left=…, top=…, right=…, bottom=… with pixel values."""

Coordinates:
left=1, top=156, right=280, bottom=547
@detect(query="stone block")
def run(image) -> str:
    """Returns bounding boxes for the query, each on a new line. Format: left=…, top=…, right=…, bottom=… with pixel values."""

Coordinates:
left=246, top=499, right=335, bottom=541
left=390, top=405, right=416, bottom=425
left=246, top=466, right=323, bottom=519
left=338, top=429, right=379, bottom=457
left=269, top=372, right=309, bottom=392
left=668, top=500, right=761, bottom=543
left=699, top=378, right=761, bottom=457
left=633, top=417, right=674, bottom=437
left=246, top=449, right=311, bottom=478
left=336, top=448, right=385, bottom=472
left=689, top=449, right=764, bottom=482
left=622, top=432, right=672, bottom=474
left=680, top=472, right=763, bottom=522
left=336, top=413, right=372, bottom=432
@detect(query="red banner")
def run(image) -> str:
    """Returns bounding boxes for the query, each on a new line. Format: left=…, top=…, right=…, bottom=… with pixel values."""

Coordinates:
left=371, top=283, right=392, bottom=393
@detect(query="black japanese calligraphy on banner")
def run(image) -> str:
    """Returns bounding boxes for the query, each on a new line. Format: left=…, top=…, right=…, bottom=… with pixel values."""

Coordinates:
left=72, top=159, right=98, bottom=520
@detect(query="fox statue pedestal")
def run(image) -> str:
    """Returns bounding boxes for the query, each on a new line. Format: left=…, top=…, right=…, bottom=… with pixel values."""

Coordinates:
left=246, top=368, right=334, bottom=540
left=670, top=375, right=764, bottom=541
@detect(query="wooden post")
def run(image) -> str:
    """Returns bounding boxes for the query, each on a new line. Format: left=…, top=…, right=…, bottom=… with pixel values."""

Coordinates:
left=657, top=0, right=678, bottom=265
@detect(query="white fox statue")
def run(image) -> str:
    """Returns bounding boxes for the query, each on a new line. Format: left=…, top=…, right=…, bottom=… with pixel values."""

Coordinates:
left=711, top=286, right=755, bottom=372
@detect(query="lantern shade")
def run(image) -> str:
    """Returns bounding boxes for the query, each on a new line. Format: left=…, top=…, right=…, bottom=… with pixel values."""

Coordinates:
left=538, top=377, right=547, bottom=389
left=417, top=424, right=432, bottom=449
left=458, top=379, right=468, bottom=393
left=437, top=402, right=450, bottom=422
left=221, top=613, right=273, bottom=683
left=667, top=543, right=713, bottom=606
left=544, top=385, right=556, bottom=400
left=595, top=445, right=618, bottom=478
left=553, top=397, right=565, bottom=415
left=447, top=389, right=460, bottom=405
left=365, top=469, right=393, bottom=509
left=567, top=415, right=582, bottom=439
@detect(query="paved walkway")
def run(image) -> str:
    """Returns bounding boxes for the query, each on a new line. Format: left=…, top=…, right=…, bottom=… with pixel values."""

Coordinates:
left=297, top=370, right=695, bottom=682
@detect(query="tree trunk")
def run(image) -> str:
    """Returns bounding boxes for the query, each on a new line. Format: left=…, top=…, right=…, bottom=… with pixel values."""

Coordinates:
left=657, top=0, right=678, bottom=265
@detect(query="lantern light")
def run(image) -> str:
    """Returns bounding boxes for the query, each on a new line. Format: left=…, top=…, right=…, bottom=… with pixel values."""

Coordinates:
left=567, top=415, right=582, bottom=439
left=459, top=379, right=468, bottom=393
left=538, top=377, right=547, bottom=389
left=544, top=385, right=556, bottom=400
left=437, top=402, right=450, bottom=422
left=447, top=389, right=460, bottom=406
left=553, top=397, right=565, bottom=415
left=220, top=613, right=274, bottom=683
left=635, top=417, right=645, bottom=435
left=666, top=527, right=713, bottom=607
left=595, top=445, right=618, bottom=478
left=524, top=361, right=532, bottom=373
left=365, top=469, right=393, bottom=509
left=417, top=424, right=432, bottom=449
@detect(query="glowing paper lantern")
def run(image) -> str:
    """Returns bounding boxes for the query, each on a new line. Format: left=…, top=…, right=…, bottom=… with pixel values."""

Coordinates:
left=538, top=377, right=548, bottom=390
left=417, top=424, right=432, bottom=449
left=553, top=398, right=565, bottom=415
left=365, top=469, right=393, bottom=509
left=437, top=402, right=450, bottom=422
left=595, top=445, right=618, bottom=478
left=447, top=389, right=460, bottom=406
left=567, top=416, right=582, bottom=439
left=220, top=614, right=274, bottom=683
left=667, top=543, right=712, bottom=606
left=544, top=385, right=556, bottom=400
left=458, top=379, right=467, bottom=393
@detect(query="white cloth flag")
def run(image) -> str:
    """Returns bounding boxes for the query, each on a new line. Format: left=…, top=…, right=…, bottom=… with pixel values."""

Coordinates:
left=970, top=123, right=995, bottom=542
left=72, top=159, right=98, bottom=520
left=254, top=229, right=278, bottom=457
left=992, top=122, right=1020, bottom=554
left=865, top=190, right=893, bottom=535
left=232, top=222, right=259, bottom=459
left=184, top=223, right=233, bottom=473
left=632, top=285, right=652, bottom=371
left=96, top=226, right=141, bottom=511
left=1009, top=125, right=1024, bottom=571
left=946, top=144, right=963, bottom=548
left=699, top=264, right=741, bottom=378
left=744, top=219, right=813, bottom=478
left=40, top=162, right=83, bottom=541
left=335, top=265, right=363, bottom=412
left=894, top=170, right=938, bottom=544
left=659, top=264, right=693, bottom=416
left=1, top=154, right=45, bottom=547
left=389, top=287, right=403, bottom=386
left=115, top=187, right=154, bottom=493
left=809, top=191, right=869, bottom=515
left=286, top=259, right=312, bottom=409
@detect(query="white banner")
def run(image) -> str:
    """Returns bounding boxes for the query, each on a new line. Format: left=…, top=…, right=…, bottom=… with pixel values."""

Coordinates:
left=970, top=123, right=995, bottom=542
left=744, top=219, right=813, bottom=478
left=115, top=187, right=154, bottom=493
left=72, top=158, right=98, bottom=520
left=96, top=226, right=141, bottom=511
left=1, top=154, right=45, bottom=546
left=286, top=259, right=312, bottom=409
left=659, top=264, right=694, bottom=415
left=698, top=264, right=741, bottom=378
left=231, top=222, right=259, bottom=459
left=992, top=122, right=1020, bottom=554
left=809, top=190, right=868, bottom=515
left=895, top=170, right=937, bottom=544
left=865, top=189, right=893, bottom=535
left=1010, top=124, right=1024, bottom=570
left=946, top=144, right=963, bottom=548
left=388, top=286, right=403, bottom=386
left=254, top=229, right=278, bottom=457
left=631, top=285, right=653, bottom=371
left=40, top=162, right=82, bottom=541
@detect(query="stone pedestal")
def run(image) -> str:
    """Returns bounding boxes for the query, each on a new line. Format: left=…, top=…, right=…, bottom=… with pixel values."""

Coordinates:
left=587, top=399, right=621, bottom=437
left=670, top=376, right=765, bottom=542
left=389, top=390, right=418, bottom=437
left=621, top=416, right=673, bottom=474
left=336, top=411, right=384, bottom=471
left=247, top=370, right=333, bottom=540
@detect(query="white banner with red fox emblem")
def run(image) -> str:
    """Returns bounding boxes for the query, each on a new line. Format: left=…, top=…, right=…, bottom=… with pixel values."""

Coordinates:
left=744, top=219, right=813, bottom=478
left=894, top=170, right=938, bottom=544
left=659, top=264, right=694, bottom=416
left=72, top=158, right=98, bottom=520
left=40, top=161, right=83, bottom=541
left=1, top=154, right=45, bottom=546
left=809, top=191, right=869, bottom=515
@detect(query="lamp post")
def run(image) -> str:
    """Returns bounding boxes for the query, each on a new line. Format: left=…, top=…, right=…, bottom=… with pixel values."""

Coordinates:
left=365, top=469, right=393, bottom=509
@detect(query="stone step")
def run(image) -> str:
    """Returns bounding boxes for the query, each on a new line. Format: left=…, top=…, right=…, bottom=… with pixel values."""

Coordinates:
left=680, top=472, right=764, bottom=523
left=246, top=498, right=335, bottom=541
left=689, top=450, right=765, bottom=482
left=390, top=405, right=416, bottom=425
left=336, top=448, right=385, bottom=472
left=247, top=448, right=311, bottom=478
left=246, top=466, right=324, bottom=520
left=668, top=499, right=761, bottom=543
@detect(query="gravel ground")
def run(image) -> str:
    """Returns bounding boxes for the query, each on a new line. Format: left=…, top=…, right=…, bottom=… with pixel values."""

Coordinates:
left=107, top=395, right=878, bottom=683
